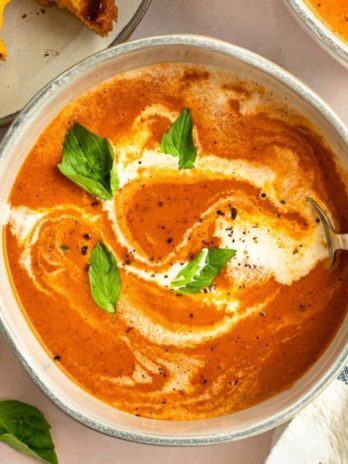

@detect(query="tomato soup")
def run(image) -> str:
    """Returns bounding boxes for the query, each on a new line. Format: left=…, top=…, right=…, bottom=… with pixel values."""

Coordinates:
left=4, top=64, right=348, bottom=420
left=306, top=0, right=348, bottom=43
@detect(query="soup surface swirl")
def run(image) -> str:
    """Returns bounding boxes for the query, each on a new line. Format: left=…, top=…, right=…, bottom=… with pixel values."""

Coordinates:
left=5, top=64, right=348, bottom=420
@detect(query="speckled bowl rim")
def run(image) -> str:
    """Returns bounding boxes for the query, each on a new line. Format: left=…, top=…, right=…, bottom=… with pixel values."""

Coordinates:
left=0, top=0, right=152, bottom=128
left=0, top=35, right=347, bottom=446
left=284, top=0, right=348, bottom=67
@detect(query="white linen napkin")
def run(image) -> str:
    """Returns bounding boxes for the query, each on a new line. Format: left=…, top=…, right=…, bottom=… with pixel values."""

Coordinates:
left=265, top=367, right=348, bottom=464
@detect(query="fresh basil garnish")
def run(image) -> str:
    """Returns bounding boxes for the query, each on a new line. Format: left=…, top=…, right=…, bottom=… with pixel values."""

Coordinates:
left=58, top=123, right=119, bottom=201
left=0, top=400, right=58, bottom=464
left=170, top=248, right=236, bottom=294
left=88, top=242, right=121, bottom=313
left=160, top=108, right=197, bottom=169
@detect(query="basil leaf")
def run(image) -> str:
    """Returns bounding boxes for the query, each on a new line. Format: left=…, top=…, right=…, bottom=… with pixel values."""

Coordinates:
left=110, top=158, right=119, bottom=194
left=88, top=242, right=121, bottom=313
left=58, top=123, right=119, bottom=200
left=170, top=248, right=236, bottom=294
left=160, top=108, right=197, bottom=169
left=0, top=400, right=58, bottom=464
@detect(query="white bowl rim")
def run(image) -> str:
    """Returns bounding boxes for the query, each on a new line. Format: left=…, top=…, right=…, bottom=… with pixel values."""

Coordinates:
left=0, top=34, right=347, bottom=446
left=284, top=0, right=348, bottom=67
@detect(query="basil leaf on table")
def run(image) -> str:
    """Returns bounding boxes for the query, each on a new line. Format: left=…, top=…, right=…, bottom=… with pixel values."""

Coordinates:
left=0, top=400, right=58, bottom=464
left=170, top=248, right=236, bottom=294
left=160, top=108, right=197, bottom=169
left=58, top=123, right=119, bottom=200
left=88, top=242, right=121, bottom=313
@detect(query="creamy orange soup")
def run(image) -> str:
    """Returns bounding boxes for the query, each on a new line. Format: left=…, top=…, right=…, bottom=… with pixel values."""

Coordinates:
left=306, top=0, right=348, bottom=43
left=5, top=64, right=348, bottom=420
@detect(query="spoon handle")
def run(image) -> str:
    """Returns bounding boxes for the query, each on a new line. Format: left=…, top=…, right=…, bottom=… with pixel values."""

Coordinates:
left=335, top=233, right=348, bottom=251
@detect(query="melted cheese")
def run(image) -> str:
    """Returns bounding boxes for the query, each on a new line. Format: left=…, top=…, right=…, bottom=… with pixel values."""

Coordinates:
left=0, top=0, right=9, bottom=60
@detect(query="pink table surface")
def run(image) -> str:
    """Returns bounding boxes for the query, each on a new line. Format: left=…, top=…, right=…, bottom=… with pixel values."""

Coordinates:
left=0, top=1, right=347, bottom=463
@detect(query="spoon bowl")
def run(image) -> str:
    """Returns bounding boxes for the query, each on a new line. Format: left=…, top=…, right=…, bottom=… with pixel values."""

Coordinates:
left=307, top=197, right=348, bottom=264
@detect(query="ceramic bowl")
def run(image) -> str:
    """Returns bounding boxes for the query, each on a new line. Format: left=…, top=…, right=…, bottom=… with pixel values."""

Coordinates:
left=0, top=35, right=347, bottom=445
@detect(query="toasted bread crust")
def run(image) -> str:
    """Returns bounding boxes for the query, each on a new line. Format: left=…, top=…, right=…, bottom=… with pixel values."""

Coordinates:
left=37, top=0, right=117, bottom=36
left=0, top=37, right=7, bottom=61
left=82, top=0, right=117, bottom=35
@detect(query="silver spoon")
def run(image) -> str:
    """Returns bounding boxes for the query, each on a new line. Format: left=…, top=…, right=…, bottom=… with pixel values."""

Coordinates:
left=307, top=197, right=348, bottom=264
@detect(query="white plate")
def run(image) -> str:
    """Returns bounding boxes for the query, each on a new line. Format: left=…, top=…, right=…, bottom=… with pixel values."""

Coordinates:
left=0, top=0, right=151, bottom=125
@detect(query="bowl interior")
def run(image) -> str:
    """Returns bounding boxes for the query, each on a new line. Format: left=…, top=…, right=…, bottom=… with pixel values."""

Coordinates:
left=0, top=36, right=347, bottom=445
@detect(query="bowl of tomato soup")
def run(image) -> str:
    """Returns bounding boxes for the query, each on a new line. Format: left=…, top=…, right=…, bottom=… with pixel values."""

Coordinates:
left=0, top=35, right=347, bottom=444
left=284, top=0, right=348, bottom=67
